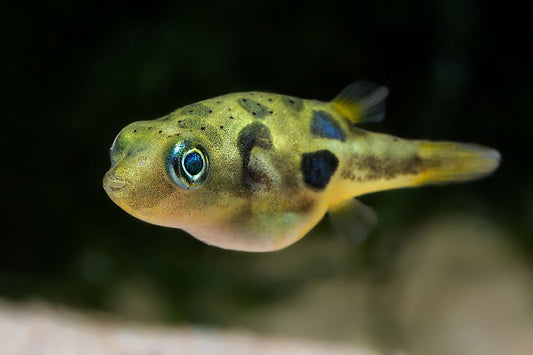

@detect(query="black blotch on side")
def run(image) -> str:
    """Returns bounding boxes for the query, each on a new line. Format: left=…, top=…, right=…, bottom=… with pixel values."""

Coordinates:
left=310, top=110, right=346, bottom=142
left=282, top=96, right=303, bottom=111
left=238, top=98, right=273, bottom=118
left=301, top=150, right=339, bottom=190
left=237, top=122, right=273, bottom=188
left=180, top=103, right=213, bottom=117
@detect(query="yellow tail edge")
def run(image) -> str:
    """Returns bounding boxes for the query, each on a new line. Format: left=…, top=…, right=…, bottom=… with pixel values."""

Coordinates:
left=414, top=141, right=501, bottom=186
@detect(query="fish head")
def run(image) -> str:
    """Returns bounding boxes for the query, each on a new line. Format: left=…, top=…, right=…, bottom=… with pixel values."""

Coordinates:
left=103, top=117, right=238, bottom=233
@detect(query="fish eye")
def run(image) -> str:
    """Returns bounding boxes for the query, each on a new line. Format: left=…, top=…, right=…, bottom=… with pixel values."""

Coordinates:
left=182, top=148, right=207, bottom=181
left=168, top=142, right=209, bottom=188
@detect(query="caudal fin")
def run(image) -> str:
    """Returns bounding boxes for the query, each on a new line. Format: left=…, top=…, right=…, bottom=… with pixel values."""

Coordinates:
left=414, top=141, right=501, bottom=186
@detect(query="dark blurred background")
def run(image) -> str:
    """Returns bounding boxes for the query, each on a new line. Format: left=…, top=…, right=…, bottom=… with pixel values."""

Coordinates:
left=2, top=0, right=532, bottom=351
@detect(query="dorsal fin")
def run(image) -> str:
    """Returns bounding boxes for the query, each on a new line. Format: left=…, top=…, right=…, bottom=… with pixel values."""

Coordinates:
left=331, top=81, right=389, bottom=125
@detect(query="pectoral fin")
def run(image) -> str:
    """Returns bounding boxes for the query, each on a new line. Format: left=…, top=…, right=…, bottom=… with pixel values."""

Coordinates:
left=244, top=147, right=281, bottom=191
left=328, top=198, right=378, bottom=245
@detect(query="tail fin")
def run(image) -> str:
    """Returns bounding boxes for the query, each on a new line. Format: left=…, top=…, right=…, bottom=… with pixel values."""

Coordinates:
left=414, top=141, right=501, bottom=186
left=331, top=81, right=389, bottom=124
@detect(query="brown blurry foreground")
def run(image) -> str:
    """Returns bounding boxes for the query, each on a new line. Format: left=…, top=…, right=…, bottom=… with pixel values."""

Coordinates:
left=2, top=216, right=532, bottom=355
left=0, top=303, right=377, bottom=355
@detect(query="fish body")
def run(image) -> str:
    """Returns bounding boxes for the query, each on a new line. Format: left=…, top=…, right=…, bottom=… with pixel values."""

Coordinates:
left=103, top=82, right=500, bottom=252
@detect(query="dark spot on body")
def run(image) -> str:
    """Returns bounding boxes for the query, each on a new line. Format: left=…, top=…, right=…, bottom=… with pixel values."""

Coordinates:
left=175, top=118, right=198, bottom=130
left=237, top=122, right=273, bottom=189
left=181, top=103, right=212, bottom=117
left=301, top=150, right=339, bottom=190
left=220, top=125, right=224, bottom=129
left=282, top=96, right=303, bottom=111
left=159, top=130, right=162, bottom=134
left=310, top=110, right=346, bottom=142
left=238, top=98, right=273, bottom=118
left=201, top=126, right=205, bottom=130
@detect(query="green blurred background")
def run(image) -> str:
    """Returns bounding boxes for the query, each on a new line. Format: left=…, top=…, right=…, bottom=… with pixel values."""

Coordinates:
left=2, top=0, right=532, bottom=350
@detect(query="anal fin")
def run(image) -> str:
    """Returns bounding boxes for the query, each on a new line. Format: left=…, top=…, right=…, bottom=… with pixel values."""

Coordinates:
left=328, top=198, right=378, bottom=245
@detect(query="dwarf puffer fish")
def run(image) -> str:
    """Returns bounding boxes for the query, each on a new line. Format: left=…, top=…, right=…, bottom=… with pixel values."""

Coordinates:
left=103, top=82, right=500, bottom=252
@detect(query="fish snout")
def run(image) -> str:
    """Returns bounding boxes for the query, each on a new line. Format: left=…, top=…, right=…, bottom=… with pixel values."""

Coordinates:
left=103, top=171, right=126, bottom=192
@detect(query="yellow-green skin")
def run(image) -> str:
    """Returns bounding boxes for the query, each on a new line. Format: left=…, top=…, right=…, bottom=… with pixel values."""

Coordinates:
left=103, top=86, right=500, bottom=252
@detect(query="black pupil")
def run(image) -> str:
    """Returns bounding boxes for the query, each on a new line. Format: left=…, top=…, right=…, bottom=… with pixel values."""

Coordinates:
left=183, top=151, right=204, bottom=176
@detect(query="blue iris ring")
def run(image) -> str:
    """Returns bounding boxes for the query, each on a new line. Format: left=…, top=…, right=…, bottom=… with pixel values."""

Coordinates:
left=181, top=149, right=206, bottom=178
left=168, top=142, right=209, bottom=189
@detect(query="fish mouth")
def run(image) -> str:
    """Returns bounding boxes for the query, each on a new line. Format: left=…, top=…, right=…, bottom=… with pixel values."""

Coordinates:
left=103, top=172, right=126, bottom=192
